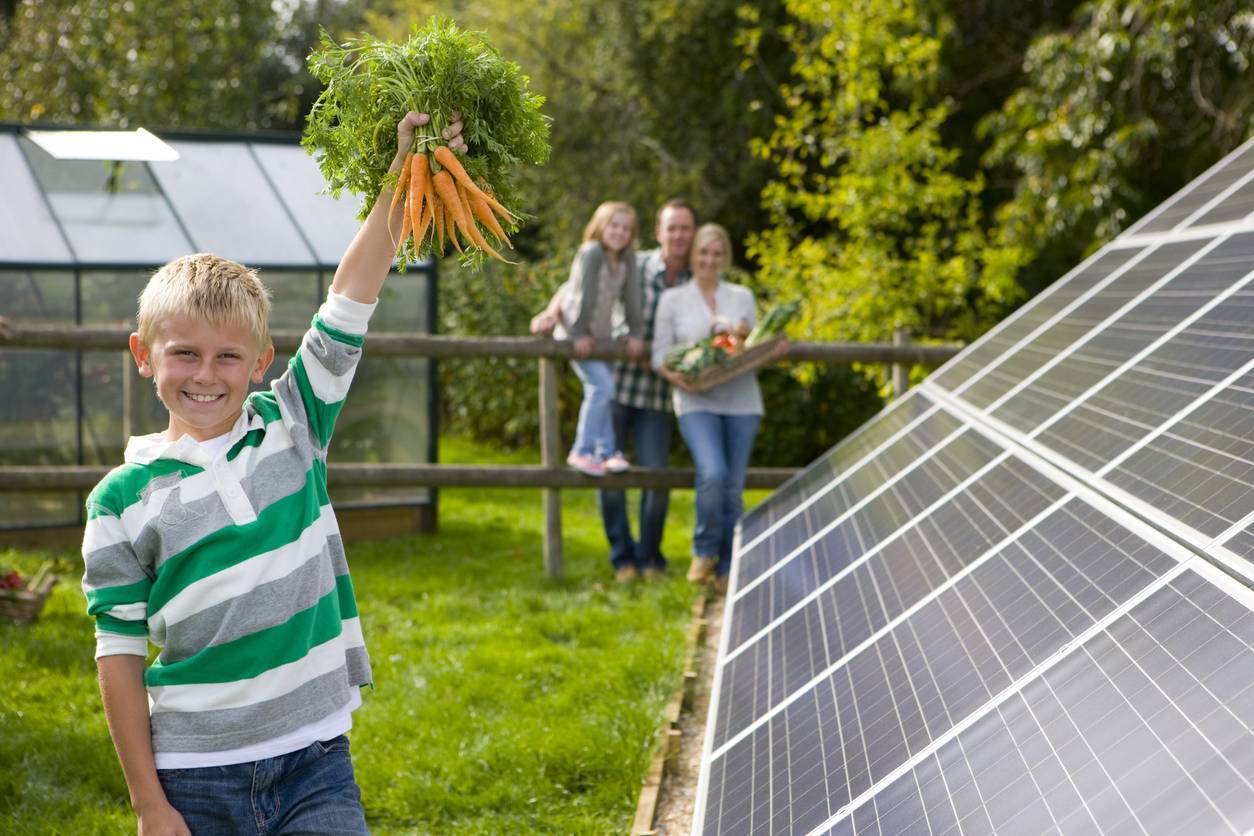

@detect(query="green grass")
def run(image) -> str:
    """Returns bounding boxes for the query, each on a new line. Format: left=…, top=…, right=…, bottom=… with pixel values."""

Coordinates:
left=1, top=437, right=768, bottom=834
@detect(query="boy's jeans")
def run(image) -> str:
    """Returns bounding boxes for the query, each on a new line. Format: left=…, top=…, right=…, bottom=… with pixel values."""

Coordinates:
left=598, top=402, right=674, bottom=570
left=678, top=411, right=761, bottom=577
left=157, top=735, right=369, bottom=835
left=570, top=360, right=616, bottom=459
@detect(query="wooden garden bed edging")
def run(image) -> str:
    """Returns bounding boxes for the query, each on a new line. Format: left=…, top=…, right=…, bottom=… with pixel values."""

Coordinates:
left=632, top=591, right=709, bottom=836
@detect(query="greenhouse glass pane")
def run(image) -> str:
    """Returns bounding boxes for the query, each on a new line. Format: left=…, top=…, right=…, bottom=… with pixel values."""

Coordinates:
left=152, top=142, right=316, bottom=266
left=0, top=134, right=73, bottom=264
left=331, top=270, right=433, bottom=506
left=19, top=137, right=192, bottom=264
left=251, top=144, right=358, bottom=267
left=0, top=270, right=79, bottom=527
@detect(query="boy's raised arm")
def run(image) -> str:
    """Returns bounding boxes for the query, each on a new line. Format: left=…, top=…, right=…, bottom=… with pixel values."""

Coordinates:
left=330, top=111, right=465, bottom=305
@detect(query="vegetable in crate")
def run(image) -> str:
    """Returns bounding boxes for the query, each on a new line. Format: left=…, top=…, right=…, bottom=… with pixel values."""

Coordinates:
left=745, top=300, right=800, bottom=346
left=303, top=18, right=550, bottom=266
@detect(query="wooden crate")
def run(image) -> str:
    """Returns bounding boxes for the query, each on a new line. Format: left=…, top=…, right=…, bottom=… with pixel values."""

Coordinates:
left=0, top=573, right=57, bottom=624
left=684, top=335, right=785, bottom=392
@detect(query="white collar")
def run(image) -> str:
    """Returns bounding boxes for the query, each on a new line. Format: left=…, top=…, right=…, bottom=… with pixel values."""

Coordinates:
left=124, top=407, right=264, bottom=466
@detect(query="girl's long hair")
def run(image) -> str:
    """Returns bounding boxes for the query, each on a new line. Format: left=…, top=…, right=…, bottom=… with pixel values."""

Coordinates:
left=582, top=201, right=638, bottom=254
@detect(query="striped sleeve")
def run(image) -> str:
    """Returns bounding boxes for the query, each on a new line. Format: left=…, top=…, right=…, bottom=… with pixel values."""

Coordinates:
left=82, top=489, right=152, bottom=658
left=276, top=291, right=377, bottom=449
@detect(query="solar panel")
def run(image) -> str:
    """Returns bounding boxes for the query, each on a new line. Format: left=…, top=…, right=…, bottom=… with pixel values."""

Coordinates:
left=695, top=135, right=1254, bottom=835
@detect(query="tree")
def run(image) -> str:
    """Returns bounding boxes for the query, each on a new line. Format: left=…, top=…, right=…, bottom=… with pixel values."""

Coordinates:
left=741, top=0, right=1026, bottom=354
left=979, top=0, right=1254, bottom=294
left=0, top=0, right=364, bottom=130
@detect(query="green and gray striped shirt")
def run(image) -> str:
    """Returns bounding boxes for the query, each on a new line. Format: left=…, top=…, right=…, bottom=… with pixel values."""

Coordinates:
left=82, top=292, right=375, bottom=755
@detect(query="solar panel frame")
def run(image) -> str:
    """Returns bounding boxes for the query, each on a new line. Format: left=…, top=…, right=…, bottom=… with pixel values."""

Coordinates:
left=1122, top=138, right=1254, bottom=237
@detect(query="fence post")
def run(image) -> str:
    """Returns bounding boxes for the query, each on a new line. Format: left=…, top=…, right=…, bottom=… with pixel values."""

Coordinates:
left=891, top=327, right=910, bottom=398
left=538, top=357, right=564, bottom=580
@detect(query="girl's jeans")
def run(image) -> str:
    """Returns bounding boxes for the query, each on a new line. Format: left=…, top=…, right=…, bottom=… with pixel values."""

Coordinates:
left=570, top=359, right=616, bottom=459
left=156, top=735, right=369, bottom=835
left=678, top=411, right=761, bottom=577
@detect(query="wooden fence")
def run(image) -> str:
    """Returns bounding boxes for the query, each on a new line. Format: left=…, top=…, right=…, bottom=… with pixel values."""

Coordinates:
left=0, top=325, right=960, bottom=578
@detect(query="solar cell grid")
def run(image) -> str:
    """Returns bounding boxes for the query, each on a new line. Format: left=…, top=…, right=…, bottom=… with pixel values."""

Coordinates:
left=931, top=247, right=1144, bottom=393
left=1125, top=140, right=1254, bottom=236
left=1029, top=284, right=1254, bottom=480
left=1103, top=370, right=1254, bottom=540
left=736, top=407, right=966, bottom=585
left=715, top=458, right=1067, bottom=748
left=1189, top=170, right=1254, bottom=228
left=818, top=565, right=1254, bottom=836
left=740, top=391, right=937, bottom=544
left=992, top=232, right=1254, bottom=447
left=730, top=431, right=1006, bottom=647
left=703, top=499, right=1182, bottom=835
left=957, top=238, right=1211, bottom=412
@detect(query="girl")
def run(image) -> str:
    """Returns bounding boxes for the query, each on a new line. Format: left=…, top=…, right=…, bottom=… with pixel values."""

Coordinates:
left=554, top=201, right=645, bottom=476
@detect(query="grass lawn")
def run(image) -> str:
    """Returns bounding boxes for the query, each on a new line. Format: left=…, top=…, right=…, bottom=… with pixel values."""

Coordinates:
left=0, top=436, right=769, bottom=834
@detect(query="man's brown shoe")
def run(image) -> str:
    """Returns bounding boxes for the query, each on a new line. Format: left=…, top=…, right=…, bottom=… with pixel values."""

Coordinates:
left=686, top=556, right=717, bottom=583
left=615, top=565, right=640, bottom=584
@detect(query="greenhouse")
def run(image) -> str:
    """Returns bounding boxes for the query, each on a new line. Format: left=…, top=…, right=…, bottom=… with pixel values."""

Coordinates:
left=0, top=123, right=437, bottom=538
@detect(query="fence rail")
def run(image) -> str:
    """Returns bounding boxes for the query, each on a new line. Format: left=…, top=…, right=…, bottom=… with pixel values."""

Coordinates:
left=1, top=326, right=961, bottom=578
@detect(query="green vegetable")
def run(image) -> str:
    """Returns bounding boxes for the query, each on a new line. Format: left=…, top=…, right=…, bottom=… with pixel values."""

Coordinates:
left=664, top=341, right=729, bottom=375
left=302, top=17, right=550, bottom=265
left=745, top=300, right=800, bottom=346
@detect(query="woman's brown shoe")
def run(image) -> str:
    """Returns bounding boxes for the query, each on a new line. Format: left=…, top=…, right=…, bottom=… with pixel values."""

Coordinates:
left=686, top=556, right=717, bottom=583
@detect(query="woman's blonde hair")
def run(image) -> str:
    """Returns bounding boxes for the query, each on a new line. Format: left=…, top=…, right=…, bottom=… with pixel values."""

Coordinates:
left=690, top=223, right=733, bottom=273
left=582, top=201, right=638, bottom=252
left=137, top=253, right=272, bottom=349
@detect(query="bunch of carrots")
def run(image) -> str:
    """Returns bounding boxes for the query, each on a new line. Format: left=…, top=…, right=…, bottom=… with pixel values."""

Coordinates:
left=390, top=142, right=515, bottom=262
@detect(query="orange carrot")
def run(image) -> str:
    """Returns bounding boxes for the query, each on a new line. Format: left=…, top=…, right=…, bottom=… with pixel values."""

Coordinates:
left=397, top=187, right=414, bottom=257
left=389, top=151, right=413, bottom=217
left=465, top=187, right=512, bottom=247
left=409, top=152, right=426, bottom=242
left=457, top=181, right=510, bottom=261
left=433, top=145, right=516, bottom=223
left=432, top=169, right=473, bottom=245
left=387, top=151, right=413, bottom=247
left=414, top=200, right=433, bottom=251
left=432, top=194, right=446, bottom=254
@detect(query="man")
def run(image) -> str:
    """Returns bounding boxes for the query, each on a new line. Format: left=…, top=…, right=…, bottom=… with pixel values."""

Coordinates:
left=601, top=199, right=696, bottom=581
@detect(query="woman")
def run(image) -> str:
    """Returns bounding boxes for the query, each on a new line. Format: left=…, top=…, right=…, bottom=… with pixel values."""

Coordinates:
left=652, top=223, right=767, bottom=593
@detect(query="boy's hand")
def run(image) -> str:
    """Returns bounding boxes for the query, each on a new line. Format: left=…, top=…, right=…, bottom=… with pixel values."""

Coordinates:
left=136, top=799, right=191, bottom=836
left=624, top=337, right=645, bottom=359
left=572, top=336, right=594, bottom=358
left=396, top=110, right=466, bottom=156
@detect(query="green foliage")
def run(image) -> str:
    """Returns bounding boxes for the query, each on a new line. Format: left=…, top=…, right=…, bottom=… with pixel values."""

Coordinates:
left=0, top=0, right=364, bottom=130
left=438, top=255, right=582, bottom=448
left=303, top=18, right=550, bottom=242
left=979, top=0, right=1254, bottom=292
left=742, top=0, right=1027, bottom=364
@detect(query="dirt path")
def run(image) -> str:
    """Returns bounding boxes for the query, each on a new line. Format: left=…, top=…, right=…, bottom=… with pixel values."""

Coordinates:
left=649, top=594, right=724, bottom=835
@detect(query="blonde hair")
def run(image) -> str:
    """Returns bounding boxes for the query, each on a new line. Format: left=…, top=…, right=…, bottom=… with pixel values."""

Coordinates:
left=137, top=253, right=272, bottom=349
left=582, top=201, right=638, bottom=252
left=690, top=223, right=733, bottom=272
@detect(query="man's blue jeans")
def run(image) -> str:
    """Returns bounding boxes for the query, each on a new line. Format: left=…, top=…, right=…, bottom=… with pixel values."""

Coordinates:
left=678, top=411, right=761, bottom=577
left=156, top=735, right=369, bottom=835
left=570, top=360, right=616, bottom=459
left=598, top=402, right=675, bottom=570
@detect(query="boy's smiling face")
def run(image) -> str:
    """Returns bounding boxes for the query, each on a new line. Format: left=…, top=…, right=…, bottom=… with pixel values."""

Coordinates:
left=130, top=315, right=275, bottom=442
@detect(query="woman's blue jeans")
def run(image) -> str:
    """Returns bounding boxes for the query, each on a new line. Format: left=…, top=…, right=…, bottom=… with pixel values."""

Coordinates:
left=570, top=360, right=616, bottom=459
left=156, top=735, right=369, bottom=835
left=678, top=411, right=761, bottom=577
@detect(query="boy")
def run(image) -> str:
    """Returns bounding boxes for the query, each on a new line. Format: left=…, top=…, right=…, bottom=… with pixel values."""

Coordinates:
left=81, top=112, right=464, bottom=835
